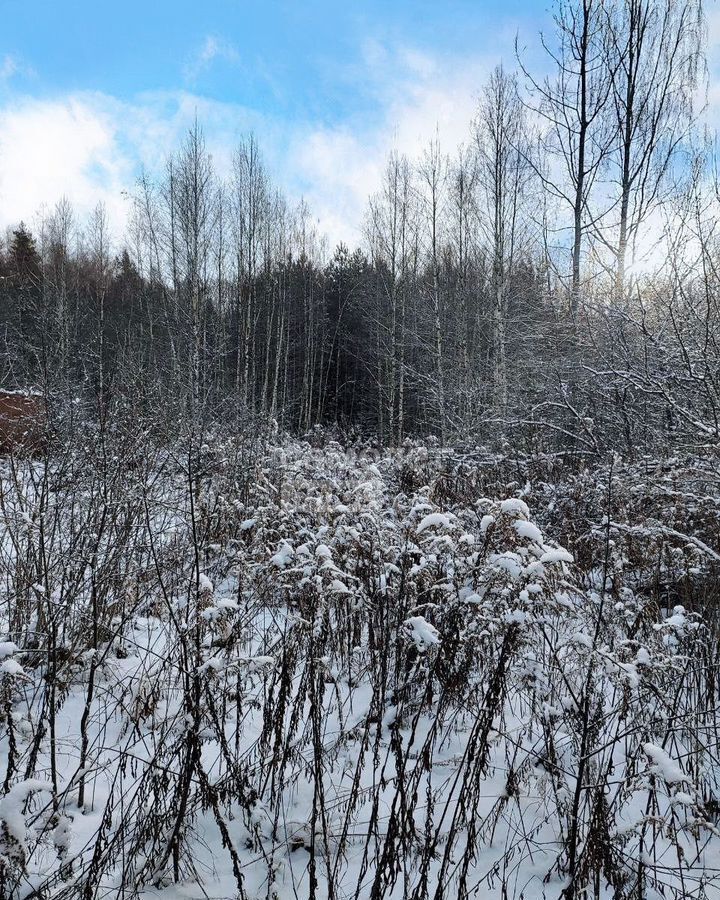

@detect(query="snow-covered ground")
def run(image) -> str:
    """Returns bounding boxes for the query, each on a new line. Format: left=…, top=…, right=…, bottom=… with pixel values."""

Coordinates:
left=1, top=437, right=719, bottom=899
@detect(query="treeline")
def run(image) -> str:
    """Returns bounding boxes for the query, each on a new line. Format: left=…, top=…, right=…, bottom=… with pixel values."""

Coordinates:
left=1, top=0, right=717, bottom=454
left=0, top=154, right=552, bottom=441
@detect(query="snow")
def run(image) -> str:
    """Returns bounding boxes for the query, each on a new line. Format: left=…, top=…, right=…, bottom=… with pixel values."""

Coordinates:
left=0, top=388, right=43, bottom=398
left=670, top=791, right=695, bottom=806
left=504, top=609, right=529, bottom=624
left=1, top=658, right=24, bottom=676
left=500, top=498, right=531, bottom=518
left=198, top=573, right=214, bottom=593
left=514, top=519, right=544, bottom=544
left=539, top=548, right=574, bottom=564
left=416, top=512, right=452, bottom=534
left=404, top=615, right=441, bottom=649
left=480, top=514, right=495, bottom=534
left=271, top=540, right=294, bottom=567
left=0, top=779, right=50, bottom=848
left=0, top=439, right=718, bottom=900
left=0, top=641, right=19, bottom=659
left=643, top=743, right=687, bottom=784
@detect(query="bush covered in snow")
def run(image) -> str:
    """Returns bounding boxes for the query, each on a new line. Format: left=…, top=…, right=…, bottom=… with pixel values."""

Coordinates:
left=0, top=434, right=719, bottom=899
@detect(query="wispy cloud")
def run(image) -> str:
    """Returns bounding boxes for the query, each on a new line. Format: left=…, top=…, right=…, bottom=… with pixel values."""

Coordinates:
left=0, top=56, right=18, bottom=81
left=0, top=94, right=132, bottom=236
left=183, top=36, right=240, bottom=84
left=0, top=54, right=35, bottom=84
left=288, top=39, right=499, bottom=245
left=0, top=34, right=510, bottom=247
left=0, top=90, right=276, bottom=240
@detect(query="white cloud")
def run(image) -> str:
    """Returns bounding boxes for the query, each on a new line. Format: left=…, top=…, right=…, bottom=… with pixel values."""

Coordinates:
left=0, top=55, right=19, bottom=81
left=0, top=95, right=132, bottom=239
left=0, top=90, right=273, bottom=243
left=0, top=54, right=35, bottom=84
left=288, top=41, right=498, bottom=246
left=184, top=36, right=240, bottom=84
left=0, top=37, right=507, bottom=248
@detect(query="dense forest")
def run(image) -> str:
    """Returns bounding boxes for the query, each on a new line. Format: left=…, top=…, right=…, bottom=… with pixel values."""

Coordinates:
left=1, top=2, right=720, bottom=899
left=0, top=0, right=715, bottom=453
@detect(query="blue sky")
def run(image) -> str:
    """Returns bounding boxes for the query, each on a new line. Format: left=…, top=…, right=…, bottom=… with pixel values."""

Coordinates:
left=1, top=0, right=716, bottom=247
left=3, top=0, right=536, bottom=112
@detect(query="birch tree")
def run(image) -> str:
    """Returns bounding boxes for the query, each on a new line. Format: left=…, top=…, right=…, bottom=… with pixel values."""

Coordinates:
left=602, top=0, right=702, bottom=297
left=418, top=136, right=447, bottom=441
left=232, top=134, right=268, bottom=408
left=475, top=66, right=535, bottom=415
left=172, top=122, right=217, bottom=421
left=522, top=0, right=614, bottom=316
left=368, top=152, right=416, bottom=443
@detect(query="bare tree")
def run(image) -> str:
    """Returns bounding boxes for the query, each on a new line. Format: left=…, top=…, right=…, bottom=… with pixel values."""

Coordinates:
left=521, top=0, right=614, bottom=315
left=45, top=197, right=75, bottom=385
left=367, top=152, right=417, bottom=443
left=172, top=122, right=217, bottom=422
left=418, top=135, right=447, bottom=442
left=602, top=0, right=702, bottom=297
left=475, top=66, right=535, bottom=415
left=86, top=203, right=112, bottom=427
left=446, top=144, right=478, bottom=428
left=232, top=134, right=269, bottom=409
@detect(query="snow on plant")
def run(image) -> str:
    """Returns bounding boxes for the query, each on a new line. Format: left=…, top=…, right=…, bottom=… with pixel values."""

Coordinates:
left=0, top=436, right=718, bottom=899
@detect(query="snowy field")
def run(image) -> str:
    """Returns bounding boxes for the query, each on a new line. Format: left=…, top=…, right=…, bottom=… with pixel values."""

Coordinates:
left=0, top=436, right=719, bottom=899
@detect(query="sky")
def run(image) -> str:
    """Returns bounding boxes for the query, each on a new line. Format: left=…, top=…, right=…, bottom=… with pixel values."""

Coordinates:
left=0, top=0, right=718, bottom=249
